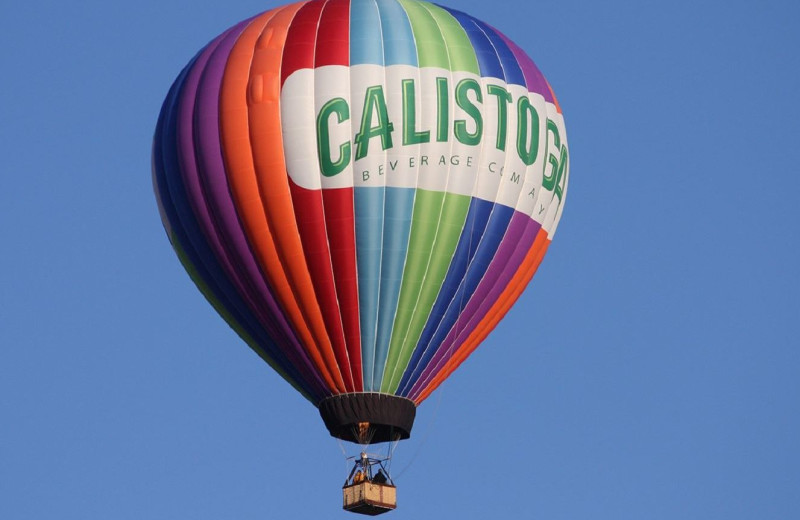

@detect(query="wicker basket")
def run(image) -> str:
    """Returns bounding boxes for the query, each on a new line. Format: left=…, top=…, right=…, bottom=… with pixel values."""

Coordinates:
left=342, top=482, right=397, bottom=515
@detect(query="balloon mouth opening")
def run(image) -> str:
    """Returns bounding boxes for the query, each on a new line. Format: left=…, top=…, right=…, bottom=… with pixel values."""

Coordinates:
left=318, top=394, right=416, bottom=444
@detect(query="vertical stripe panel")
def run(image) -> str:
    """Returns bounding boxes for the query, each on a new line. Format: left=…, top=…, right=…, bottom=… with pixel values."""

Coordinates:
left=350, top=0, right=384, bottom=389
left=219, top=6, right=341, bottom=395
left=350, top=0, right=383, bottom=66
left=368, top=0, right=419, bottom=389
left=377, top=0, right=417, bottom=67
left=398, top=10, right=526, bottom=394
left=190, top=15, right=329, bottom=397
left=410, top=23, right=563, bottom=401
left=153, top=28, right=320, bottom=401
left=282, top=0, right=358, bottom=391
left=249, top=3, right=349, bottom=393
left=381, top=1, right=479, bottom=393
left=317, top=0, right=364, bottom=389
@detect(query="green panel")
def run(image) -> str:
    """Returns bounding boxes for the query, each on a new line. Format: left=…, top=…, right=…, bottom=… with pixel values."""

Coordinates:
left=397, top=0, right=479, bottom=73
left=382, top=189, right=444, bottom=392
left=379, top=1, right=480, bottom=392
left=382, top=191, right=471, bottom=392
left=419, top=2, right=479, bottom=74
left=398, top=0, right=449, bottom=68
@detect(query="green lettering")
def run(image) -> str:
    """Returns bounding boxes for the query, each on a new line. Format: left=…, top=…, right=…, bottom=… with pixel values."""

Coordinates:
left=355, top=86, right=394, bottom=161
left=402, top=79, right=431, bottom=145
left=487, top=84, right=512, bottom=151
left=454, top=78, right=483, bottom=146
left=517, top=97, right=540, bottom=166
left=553, top=145, right=568, bottom=202
left=436, top=77, right=449, bottom=142
left=543, top=119, right=560, bottom=191
left=316, top=98, right=351, bottom=177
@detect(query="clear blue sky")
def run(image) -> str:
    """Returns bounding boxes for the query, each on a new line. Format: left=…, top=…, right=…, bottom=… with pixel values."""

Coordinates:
left=2, top=0, right=798, bottom=518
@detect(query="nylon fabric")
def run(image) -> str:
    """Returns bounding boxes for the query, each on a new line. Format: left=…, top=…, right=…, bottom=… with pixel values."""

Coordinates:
left=152, top=0, right=569, bottom=421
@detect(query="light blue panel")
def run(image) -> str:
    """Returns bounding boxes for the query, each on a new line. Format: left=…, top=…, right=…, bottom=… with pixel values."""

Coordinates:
left=354, top=187, right=385, bottom=389
left=357, top=0, right=418, bottom=390
left=370, top=186, right=415, bottom=390
left=350, top=0, right=384, bottom=65
left=376, top=0, right=417, bottom=66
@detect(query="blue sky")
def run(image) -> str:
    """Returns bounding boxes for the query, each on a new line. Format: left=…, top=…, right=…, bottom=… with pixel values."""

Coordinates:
left=1, top=0, right=798, bottom=519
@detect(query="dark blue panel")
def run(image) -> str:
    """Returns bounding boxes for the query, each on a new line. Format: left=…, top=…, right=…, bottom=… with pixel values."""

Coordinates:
left=441, top=6, right=503, bottom=80
left=475, top=19, right=526, bottom=87
left=153, top=52, right=321, bottom=402
left=395, top=197, right=492, bottom=392
left=397, top=201, right=515, bottom=395
left=395, top=8, right=530, bottom=395
left=440, top=6, right=526, bottom=86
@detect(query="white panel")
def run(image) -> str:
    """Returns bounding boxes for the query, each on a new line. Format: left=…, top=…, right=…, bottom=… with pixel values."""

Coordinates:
left=495, top=83, right=532, bottom=209
left=472, top=77, right=505, bottom=203
left=281, top=69, right=321, bottom=190
left=281, top=66, right=355, bottom=191
left=425, top=70, right=482, bottom=196
left=278, top=65, right=566, bottom=214
left=415, top=67, right=455, bottom=193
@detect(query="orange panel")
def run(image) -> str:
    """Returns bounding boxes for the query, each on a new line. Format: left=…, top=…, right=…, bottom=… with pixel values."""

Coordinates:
left=218, top=2, right=346, bottom=394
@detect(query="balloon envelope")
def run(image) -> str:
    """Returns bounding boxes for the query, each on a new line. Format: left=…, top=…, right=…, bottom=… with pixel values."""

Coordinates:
left=153, top=0, right=568, bottom=441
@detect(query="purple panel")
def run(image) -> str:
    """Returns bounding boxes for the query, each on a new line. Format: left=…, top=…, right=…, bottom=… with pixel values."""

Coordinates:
left=408, top=212, right=542, bottom=399
left=176, top=19, right=329, bottom=396
left=494, top=28, right=554, bottom=104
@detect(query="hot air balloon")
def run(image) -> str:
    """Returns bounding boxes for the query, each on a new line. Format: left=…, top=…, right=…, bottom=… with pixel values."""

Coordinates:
left=152, top=0, right=568, bottom=513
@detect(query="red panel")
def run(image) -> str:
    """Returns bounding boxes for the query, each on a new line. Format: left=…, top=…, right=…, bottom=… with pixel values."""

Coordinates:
left=321, top=188, right=362, bottom=390
left=281, top=0, right=326, bottom=86
left=241, top=1, right=348, bottom=394
left=290, top=180, right=358, bottom=391
left=280, top=0, right=362, bottom=390
left=315, top=0, right=350, bottom=67
left=315, top=0, right=361, bottom=389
